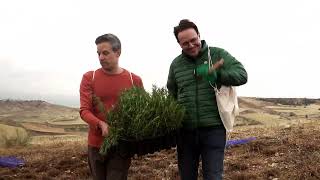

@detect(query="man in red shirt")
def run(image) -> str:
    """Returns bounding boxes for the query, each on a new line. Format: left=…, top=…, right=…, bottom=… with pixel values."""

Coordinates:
left=79, top=33, right=143, bottom=180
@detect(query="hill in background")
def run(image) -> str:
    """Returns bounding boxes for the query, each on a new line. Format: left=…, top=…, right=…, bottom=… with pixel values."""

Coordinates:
left=0, top=99, right=86, bottom=136
left=1, top=97, right=320, bottom=135
left=0, top=97, right=319, bottom=179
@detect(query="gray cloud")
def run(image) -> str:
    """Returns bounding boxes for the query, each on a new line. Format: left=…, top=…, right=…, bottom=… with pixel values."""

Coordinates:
left=0, top=58, right=80, bottom=107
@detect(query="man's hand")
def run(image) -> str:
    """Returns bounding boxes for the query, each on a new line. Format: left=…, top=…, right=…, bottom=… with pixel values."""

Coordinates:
left=97, top=121, right=109, bottom=137
left=209, top=59, right=224, bottom=74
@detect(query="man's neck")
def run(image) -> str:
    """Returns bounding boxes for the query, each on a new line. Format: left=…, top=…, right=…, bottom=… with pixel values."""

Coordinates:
left=102, top=67, right=123, bottom=75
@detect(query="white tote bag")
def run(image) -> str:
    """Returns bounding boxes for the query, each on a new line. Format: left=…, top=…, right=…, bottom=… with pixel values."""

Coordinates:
left=207, top=47, right=239, bottom=132
left=213, top=85, right=239, bottom=132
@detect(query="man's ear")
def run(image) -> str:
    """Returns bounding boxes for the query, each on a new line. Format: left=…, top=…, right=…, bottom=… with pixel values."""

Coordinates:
left=116, top=49, right=121, bottom=57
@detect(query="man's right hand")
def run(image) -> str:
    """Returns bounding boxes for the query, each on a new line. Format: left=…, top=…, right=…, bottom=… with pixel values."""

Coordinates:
left=97, top=121, right=109, bottom=137
left=209, top=59, right=224, bottom=74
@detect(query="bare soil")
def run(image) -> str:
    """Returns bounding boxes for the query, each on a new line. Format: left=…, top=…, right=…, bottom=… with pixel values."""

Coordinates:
left=1, top=122, right=319, bottom=180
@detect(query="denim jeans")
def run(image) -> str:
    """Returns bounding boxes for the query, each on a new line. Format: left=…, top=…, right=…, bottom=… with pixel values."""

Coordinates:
left=177, top=126, right=226, bottom=180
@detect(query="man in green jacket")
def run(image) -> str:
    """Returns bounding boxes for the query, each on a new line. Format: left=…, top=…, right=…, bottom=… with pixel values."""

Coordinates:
left=167, top=19, right=247, bottom=180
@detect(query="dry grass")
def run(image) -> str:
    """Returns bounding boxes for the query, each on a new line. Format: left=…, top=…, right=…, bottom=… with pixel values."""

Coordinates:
left=0, top=124, right=29, bottom=147
left=225, top=121, right=320, bottom=180
left=240, top=112, right=282, bottom=126
left=29, top=134, right=87, bottom=145
left=267, top=104, right=320, bottom=115
left=20, top=122, right=66, bottom=134
left=237, top=102, right=320, bottom=128
left=1, top=122, right=320, bottom=180
left=1, top=98, right=319, bottom=179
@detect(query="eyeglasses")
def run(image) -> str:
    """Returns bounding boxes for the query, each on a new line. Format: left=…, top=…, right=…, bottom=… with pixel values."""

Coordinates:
left=180, top=37, right=199, bottom=48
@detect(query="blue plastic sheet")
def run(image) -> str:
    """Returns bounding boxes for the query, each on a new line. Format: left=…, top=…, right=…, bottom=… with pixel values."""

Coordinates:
left=226, top=137, right=256, bottom=147
left=0, top=156, right=25, bottom=168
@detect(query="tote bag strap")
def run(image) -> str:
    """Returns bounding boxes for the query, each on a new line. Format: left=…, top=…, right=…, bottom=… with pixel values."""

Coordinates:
left=128, top=71, right=134, bottom=86
left=92, top=70, right=96, bottom=83
left=207, top=46, right=218, bottom=90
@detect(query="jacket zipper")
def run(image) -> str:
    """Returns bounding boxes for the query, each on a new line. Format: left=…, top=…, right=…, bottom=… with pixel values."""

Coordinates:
left=194, top=63, right=200, bottom=128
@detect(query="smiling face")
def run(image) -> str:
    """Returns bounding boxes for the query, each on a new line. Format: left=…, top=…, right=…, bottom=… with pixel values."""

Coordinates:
left=96, top=42, right=120, bottom=73
left=177, top=28, right=201, bottom=58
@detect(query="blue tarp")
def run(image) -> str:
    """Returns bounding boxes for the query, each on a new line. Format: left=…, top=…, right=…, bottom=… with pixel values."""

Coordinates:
left=0, top=156, right=25, bottom=168
left=226, top=137, right=256, bottom=147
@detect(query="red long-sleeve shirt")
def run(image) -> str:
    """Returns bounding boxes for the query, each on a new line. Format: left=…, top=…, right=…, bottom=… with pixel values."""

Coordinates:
left=79, top=68, right=143, bottom=147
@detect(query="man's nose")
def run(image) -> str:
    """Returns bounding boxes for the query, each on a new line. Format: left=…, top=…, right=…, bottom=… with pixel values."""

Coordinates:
left=188, top=42, right=195, bottom=48
left=99, top=54, right=105, bottom=61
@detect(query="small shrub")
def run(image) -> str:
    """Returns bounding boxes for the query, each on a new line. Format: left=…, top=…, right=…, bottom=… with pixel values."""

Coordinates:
left=0, top=124, right=29, bottom=147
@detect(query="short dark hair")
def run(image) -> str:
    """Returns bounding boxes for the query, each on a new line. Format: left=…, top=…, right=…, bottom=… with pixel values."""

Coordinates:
left=95, top=33, right=121, bottom=52
left=174, top=19, right=199, bottom=43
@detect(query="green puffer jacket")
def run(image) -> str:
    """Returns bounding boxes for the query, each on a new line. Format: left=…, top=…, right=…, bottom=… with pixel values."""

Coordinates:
left=167, top=40, right=247, bottom=129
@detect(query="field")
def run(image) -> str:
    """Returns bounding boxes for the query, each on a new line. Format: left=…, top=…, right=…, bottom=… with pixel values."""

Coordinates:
left=0, top=98, right=320, bottom=179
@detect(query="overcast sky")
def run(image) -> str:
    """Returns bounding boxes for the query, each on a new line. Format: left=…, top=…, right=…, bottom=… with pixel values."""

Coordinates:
left=0, top=0, right=319, bottom=107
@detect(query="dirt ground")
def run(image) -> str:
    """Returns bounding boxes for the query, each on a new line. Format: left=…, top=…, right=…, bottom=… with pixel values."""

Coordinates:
left=1, top=122, right=319, bottom=180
